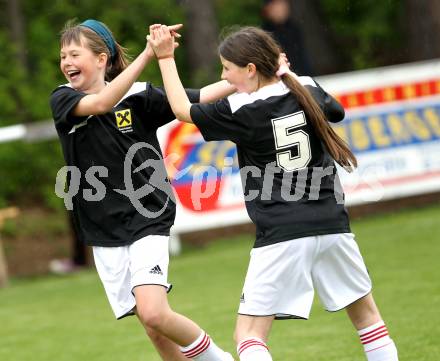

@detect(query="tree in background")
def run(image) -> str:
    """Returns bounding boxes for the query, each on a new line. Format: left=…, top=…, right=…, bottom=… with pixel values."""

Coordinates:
left=5, top=0, right=29, bottom=123
left=316, top=0, right=404, bottom=73
left=288, top=0, right=342, bottom=75
left=405, top=0, right=440, bottom=62
left=182, top=0, right=219, bottom=86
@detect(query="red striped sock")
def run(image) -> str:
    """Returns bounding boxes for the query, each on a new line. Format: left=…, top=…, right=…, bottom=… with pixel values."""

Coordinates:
left=180, top=331, right=232, bottom=361
left=358, top=321, right=398, bottom=360
left=181, top=332, right=211, bottom=359
left=237, top=338, right=272, bottom=361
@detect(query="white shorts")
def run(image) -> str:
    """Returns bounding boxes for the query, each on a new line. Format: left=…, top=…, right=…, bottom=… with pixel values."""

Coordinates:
left=92, top=235, right=171, bottom=319
left=238, top=233, right=372, bottom=319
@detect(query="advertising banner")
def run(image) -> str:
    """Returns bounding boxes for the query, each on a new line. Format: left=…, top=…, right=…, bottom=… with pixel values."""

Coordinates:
left=3, top=60, right=438, bottom=239
left=157, top=60, right=440, bottom=235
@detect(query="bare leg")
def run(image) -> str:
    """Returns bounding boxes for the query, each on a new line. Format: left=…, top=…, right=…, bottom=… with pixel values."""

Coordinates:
left=234, top=314, right=274, bottom=343
left=234, top=315, right=274, bottom=361
left=134, top=307, right=189, bottom=361
left=134, top=285, right=232, bottom=361
left=346, top=293, right=398, bottom=361
left=134, top=285, right=201, bottom=345
left=345, top=292, right=381, bottom=330
left=146, top=325, right=190, bottom=361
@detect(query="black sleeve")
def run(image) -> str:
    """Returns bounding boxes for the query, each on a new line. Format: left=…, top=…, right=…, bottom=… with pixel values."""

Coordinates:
left=50, top=86, right=88, bottom=131
left=145, top=84, right=200, bottom=128
left=306, top=79, right=345, bottom=123
left=190, top=98, right=247, bottom=144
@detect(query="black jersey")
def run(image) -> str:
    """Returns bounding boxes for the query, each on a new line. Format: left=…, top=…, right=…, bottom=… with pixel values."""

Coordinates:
left=50, top=82, right=200, bottom=247
left=190, top=77, right=351, bottom=248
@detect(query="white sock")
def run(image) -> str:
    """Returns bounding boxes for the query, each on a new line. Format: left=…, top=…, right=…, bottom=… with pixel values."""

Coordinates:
left=237, top=337, right=272, bottom=361
left=358, top=320, right=399, bottom=361
left=180, top=331, right=232, bottom=361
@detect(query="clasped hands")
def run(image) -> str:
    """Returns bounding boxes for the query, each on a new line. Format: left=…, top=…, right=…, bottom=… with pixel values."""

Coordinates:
left=147, top=24, right=180, bottom=60
left=147, top=23, right=296, bottom=77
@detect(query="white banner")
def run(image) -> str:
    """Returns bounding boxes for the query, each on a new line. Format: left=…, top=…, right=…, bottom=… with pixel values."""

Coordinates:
left=157, top=59, right=440, bottom=234
left=2, top=60, right=439, bottom=238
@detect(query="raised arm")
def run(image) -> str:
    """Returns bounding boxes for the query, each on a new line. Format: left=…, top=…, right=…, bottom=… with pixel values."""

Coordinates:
left=149, top=25, right=194, bottom=123
left=72, top=49, right=152, bottom=116
left=73, top=24, right=182, bottom=117
left=200, top=80, right=235, bottom=103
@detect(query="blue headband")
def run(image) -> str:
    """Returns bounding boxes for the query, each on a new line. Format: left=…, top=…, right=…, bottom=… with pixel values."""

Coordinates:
left=80, top=19, right=117, bottom=61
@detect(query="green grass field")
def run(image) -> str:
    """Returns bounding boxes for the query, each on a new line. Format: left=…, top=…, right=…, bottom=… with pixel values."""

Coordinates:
left=1, top=204, right=439, bottom=361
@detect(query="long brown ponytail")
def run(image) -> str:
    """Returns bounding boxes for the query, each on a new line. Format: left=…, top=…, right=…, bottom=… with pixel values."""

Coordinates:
left=219, top=26, right=357, bottom=171
left=281, top=73, right=357, bottom=170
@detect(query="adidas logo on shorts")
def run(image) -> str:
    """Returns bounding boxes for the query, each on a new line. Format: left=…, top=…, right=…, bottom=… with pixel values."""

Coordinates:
left=240, top=293, right=245, bottom=303
left=149, top=265, right=163, bottom=275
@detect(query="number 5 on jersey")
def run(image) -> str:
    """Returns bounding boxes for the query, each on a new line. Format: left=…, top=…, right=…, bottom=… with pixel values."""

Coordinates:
left=271, top=111, right=311, bottom=172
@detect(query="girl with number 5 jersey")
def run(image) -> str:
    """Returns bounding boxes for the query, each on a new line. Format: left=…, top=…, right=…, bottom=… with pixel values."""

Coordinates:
left=149, top=25, right=399, bottom=361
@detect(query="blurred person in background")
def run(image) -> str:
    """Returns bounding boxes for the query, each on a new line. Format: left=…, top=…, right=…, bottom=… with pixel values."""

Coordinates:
left=49, top=211, right=88, bottom=274
left=50, top=19, right=235, bottom=361
left=262, top=0, right=313, bottom=76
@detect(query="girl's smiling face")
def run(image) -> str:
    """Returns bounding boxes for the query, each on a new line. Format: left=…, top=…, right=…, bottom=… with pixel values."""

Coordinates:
left=60, top=35, right=107, bottom=93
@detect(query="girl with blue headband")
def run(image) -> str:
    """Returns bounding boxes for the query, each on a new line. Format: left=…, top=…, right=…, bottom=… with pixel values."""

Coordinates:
left=50, top=19, right=235, bottom=361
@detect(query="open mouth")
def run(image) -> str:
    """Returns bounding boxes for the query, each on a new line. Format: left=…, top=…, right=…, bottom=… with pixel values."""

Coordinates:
left=67, top=70, right=81, bottom=80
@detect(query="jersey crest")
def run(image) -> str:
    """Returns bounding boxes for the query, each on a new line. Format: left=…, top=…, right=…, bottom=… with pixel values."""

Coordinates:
left=115, top=109, right=133, bottom=133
